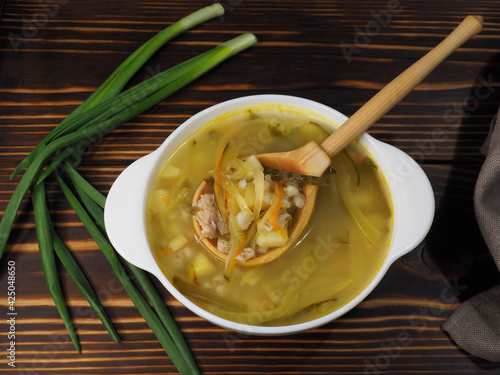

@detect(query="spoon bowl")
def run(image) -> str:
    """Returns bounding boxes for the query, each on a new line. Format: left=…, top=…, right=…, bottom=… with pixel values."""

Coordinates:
left=192, top=180, right=317, bottom=266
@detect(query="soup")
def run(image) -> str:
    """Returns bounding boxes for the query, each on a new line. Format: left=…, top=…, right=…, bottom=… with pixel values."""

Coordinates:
left=147, top=106, right=392, bottom=326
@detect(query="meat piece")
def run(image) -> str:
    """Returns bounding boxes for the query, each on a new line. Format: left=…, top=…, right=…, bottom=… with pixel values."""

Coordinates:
left=217, top=239, right=230, bottom=254
left=193, top=193, right=228, bottom=239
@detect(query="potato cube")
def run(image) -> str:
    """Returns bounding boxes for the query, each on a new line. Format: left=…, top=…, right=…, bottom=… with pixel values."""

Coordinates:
left=161, top=165, right=181, bottom=180
left=169, top=235, right=188, bottom=252
left=255, top=229, right=288, bottom=249
left=192, top=253, right=215, bottom=278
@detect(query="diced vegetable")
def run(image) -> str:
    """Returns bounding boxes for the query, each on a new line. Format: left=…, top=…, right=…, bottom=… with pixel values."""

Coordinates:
left=255, top=229, right=288, bottom=249
left=161, top=165, right=182, bottom=180
left=192, top=253, right=215, bottom=278
left=169, top=235, right=188, bottom=252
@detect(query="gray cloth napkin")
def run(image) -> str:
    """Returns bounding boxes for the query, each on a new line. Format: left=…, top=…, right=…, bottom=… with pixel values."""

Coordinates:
left=442, top=110, right=500, bottom=362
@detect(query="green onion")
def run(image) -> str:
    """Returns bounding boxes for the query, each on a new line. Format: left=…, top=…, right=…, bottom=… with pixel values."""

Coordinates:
left=38, top=51, right=208, bottom=154
left=79, top=3, right=224, bottom=111
left=71, top=183, right=106, bottom=229
left=65, top=168, right=199, bottom=371
left=10, top=3, right=225, bottom=179
left=37, top=33, right=257, bottom=182
left=64, top=161, right=198, bottom=368
left=127, top=265, right=199, bottom=372
left=51, top=228, right=120, bottom=342
left=56, top=175, right=199, bottom=374
left=0, top=33, right=257, bottom=259
left=64, top=166, right=199, bottom=368
left=32, top=181, right=81, bottom=353
left=0, top=5, right=257, bottom=372
left=64, top=161, right=106, bottom=209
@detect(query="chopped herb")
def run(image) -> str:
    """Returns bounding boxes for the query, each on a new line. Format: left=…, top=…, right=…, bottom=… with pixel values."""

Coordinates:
left=360, top=157, right=378, bottom=173
left=264, top=166, right=335, bottom=186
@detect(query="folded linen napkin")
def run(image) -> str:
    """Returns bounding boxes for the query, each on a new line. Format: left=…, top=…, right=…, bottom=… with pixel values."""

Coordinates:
left=442, top=109, right=500, bottom=362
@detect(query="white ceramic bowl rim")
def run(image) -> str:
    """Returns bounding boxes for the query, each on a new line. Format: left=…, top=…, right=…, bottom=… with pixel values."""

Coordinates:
left=104, top=94, right=435, bottom=336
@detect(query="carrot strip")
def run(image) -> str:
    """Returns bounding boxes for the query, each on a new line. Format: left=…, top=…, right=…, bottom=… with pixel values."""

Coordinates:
left=225, top=239, right=245, bottom=279
left=161, top=248, right=172, bottom=255
left=213, top=147, right=224, bottom=198
left=269, top=182, right=286, bottom=238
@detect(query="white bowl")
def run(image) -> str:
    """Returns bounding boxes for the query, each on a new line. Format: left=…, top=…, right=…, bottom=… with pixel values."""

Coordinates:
left=104, top=94, right=435, bottom=336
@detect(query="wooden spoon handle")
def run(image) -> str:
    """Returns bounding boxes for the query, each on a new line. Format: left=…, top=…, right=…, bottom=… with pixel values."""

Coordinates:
left=321, top=15, right=483, bottom=158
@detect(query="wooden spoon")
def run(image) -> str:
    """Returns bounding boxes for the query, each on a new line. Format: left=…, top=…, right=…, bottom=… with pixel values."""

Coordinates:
left=193, top=15, right=483, bottom=266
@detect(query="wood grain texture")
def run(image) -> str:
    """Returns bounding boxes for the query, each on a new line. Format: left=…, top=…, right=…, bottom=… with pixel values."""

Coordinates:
left=1, top=0, right=500, bottom=374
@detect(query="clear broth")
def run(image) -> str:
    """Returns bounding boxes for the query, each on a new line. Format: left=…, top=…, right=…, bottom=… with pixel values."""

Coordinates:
left=147, top=107, right=392, bottom=326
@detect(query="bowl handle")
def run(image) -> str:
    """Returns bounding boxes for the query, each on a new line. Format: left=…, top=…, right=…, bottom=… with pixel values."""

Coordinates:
left=374, top=141, right=435, bottom=264
left=104, top=151, right=160, bottom=273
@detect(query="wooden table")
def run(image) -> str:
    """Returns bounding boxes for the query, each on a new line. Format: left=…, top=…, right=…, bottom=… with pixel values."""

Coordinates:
left=1, top=0, right=500, bottom=373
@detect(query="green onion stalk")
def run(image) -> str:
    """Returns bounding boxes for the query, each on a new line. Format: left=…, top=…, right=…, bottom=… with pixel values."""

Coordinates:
left=0, top=3, right=257, bottom=374
left=0, top=31, right=257, bottom=255
left=10, top=3, right=226, bottom=178
left=56, top=174, right=199, bottom=374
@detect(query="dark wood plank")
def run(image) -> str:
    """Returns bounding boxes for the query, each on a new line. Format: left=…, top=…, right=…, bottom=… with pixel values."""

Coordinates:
left=1, top=0, right=500, bottom=374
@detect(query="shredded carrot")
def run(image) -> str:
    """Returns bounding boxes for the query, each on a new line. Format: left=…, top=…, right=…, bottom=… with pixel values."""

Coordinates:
left=215, top=146, right=224, bottom=167
left=161, top=248, right=172, bottom=255
left=214, top=147, right=224, bottom=199
left=269, top=182, right=286, bottom=238
left=160, top=194, right=168, bottom=204
left=225, top=239, right=245, bottom=279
